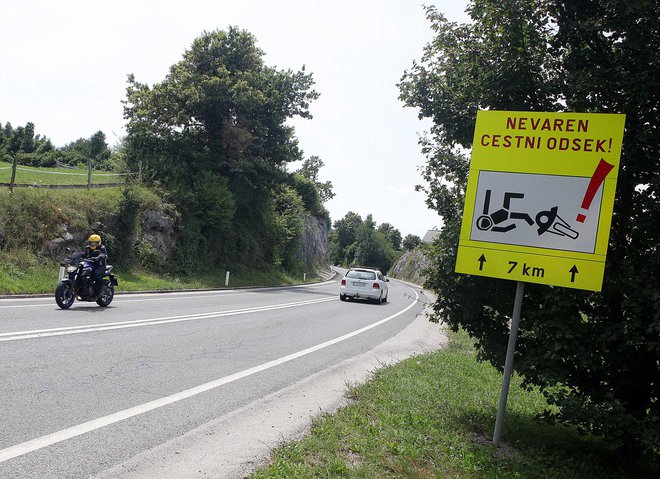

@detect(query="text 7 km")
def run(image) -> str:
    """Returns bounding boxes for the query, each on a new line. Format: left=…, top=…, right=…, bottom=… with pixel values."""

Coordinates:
left=507, top=261, right=545, bottom=278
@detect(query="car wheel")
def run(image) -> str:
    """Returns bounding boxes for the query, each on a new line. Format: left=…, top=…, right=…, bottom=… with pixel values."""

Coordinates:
left=340, top=294, right=347, bottom=301
left=381, top=293, right=387, bottom=303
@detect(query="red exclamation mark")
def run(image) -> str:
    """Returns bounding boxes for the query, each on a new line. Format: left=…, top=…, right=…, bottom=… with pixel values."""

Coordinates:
left=576, top=158, right=615, bottom=223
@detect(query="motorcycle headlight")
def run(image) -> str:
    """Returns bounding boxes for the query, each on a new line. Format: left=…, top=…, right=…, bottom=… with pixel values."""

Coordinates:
left=67, top=265, right=77, bottom=273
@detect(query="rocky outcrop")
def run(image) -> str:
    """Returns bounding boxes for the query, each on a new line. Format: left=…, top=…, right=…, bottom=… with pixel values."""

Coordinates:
left=41, top=209, right=178, bottom=262
left=390, top=248, right=431, bottom=286
left=41, top=224, right=89, bottom=260
left=298, top=214, right=329, bottom=274
left=140, top=209, right=178, bottom=259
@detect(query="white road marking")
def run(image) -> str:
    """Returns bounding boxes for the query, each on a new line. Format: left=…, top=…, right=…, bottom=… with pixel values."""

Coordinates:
left=0, top=279, right=338, bottom=309
left=0, top=289, right=419, bottom=463
left=0, top=297, right=335, bottom=342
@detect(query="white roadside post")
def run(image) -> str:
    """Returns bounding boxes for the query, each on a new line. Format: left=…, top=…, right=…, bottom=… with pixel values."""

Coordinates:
left=225, top=271, right=230, bottom=287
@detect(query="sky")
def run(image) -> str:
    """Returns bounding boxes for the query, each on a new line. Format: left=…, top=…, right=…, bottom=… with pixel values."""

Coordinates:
left=0, top=0, right=470, bottom=238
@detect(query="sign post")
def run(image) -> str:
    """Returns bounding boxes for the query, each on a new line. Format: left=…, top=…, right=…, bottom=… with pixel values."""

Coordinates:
left=456, top=110, right=626, bottom=445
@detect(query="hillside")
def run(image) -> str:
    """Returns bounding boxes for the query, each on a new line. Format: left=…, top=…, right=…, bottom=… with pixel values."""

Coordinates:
left=0, top=185, right=330, bottom=294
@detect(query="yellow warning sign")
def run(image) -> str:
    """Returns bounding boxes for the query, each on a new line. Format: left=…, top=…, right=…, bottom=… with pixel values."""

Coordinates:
left=456, top=111, right=626, bottom=291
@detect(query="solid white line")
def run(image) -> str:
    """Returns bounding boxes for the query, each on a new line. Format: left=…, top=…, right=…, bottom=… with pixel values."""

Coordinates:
left=0, top=297, right=335, bottom=342
left=0, top=289, right=419, bottom=463
left=0, top=279, right=338, bottom=309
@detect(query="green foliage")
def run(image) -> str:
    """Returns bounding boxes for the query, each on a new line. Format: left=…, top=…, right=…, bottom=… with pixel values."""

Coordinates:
left=377, top=222, right=402, bottom=250
left=114, top=185, right=164, bottom=265
left=122, top=26, right=321, bottom=274
left=296, top=155, right=335, bottom=203
left=329, top=212, right=397, bottom=273
left=270, top=185, right=305, bottom=270
left=402, top=233, right=422, bottom=250
left=329, top=211, right=363, bottom=265
left=399, top=0, right=660, bottom=453
left=0, top=121, right=112, bottom=170
left=60, top=130, right=112, bottom=169
left=289, top=173, right=329, bottom=224
left=124, top=26, right=318, bottom=188
left=353, top=223, right=395, bottom=272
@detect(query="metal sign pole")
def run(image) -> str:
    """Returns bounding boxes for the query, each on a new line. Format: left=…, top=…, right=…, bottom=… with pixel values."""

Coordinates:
left=493, top=280, right=525, bottom=446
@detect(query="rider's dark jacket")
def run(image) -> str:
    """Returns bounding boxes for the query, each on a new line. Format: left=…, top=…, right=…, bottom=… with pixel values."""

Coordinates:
left=82, top=245, right=107, bottom=268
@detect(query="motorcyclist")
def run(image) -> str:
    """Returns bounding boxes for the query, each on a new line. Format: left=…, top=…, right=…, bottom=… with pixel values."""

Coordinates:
left=82, top=234, right=107, bottom=297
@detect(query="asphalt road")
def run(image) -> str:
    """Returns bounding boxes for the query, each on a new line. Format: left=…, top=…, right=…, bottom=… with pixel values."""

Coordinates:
left=0, top=274, right=443, bottom=478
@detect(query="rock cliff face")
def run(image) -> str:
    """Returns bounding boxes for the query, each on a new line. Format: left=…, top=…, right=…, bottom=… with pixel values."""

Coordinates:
left=140, top=209, right=178, bottom=259
left=298, top=214, right=330, bottom=275
left=42, top=208, right=330, bottom=274
left=390, top=248, right=431, bottom=286
left=42, top=209, right=178, bottom=262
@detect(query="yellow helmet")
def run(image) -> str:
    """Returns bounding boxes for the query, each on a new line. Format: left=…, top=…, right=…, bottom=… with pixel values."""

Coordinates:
left=88, top=234, right=102, bottom=250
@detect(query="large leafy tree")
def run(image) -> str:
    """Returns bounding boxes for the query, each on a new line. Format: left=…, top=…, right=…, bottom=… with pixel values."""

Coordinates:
left=399, top=0, right=659, bottom=453
left=124, top=27, right=318, bottom=193
left=123, top=27, right=319, bottom=268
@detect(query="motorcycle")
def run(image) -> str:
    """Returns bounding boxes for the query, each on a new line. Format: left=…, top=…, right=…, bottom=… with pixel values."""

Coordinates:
left=55, top=250, right=118, bottom=309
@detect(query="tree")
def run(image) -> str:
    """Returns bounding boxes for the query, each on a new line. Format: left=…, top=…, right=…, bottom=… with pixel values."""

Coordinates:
left=402, top=234, right=422, bottom=251
left=353, top=223, right=395, bottom=273
left=330, top=212, right=398, bottom=272
left=122, top=27, right=319, bottom=270
left=297, top=155, right=335, bottom=202
left=330, top=211, right=363, bottom=265
left=377, top=223, right=402, bottom=250
left=89, top=131, right=111, bottom=168
left=20, top=122, right=35, bottom=153
left=399, top=0, right=659, bottom=453
left=124, top=27, right=318, bottom=193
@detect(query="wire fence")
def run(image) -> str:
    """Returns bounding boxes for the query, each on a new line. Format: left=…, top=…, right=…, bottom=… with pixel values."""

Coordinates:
left=0, top=162, right=139, bottom=190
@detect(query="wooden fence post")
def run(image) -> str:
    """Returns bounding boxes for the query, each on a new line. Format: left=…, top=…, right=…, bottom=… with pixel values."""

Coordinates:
left=9, top=154, right=18, bottom=193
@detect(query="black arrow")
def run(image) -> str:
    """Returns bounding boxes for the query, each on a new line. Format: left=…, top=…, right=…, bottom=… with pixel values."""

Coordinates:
left=478, top=254, right=487, bottom=271
left=569, top=265, right=579, bottom=282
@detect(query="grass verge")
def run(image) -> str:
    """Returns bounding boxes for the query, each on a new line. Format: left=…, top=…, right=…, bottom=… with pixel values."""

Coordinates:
left=0, top=161, right=122, bottom=185
left=0, top=251, right=321, bottom=295
left=248, top=329, right=657, bottom=478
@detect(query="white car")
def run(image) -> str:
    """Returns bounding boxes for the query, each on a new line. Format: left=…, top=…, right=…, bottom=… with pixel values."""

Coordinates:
left=340, top=267, right=389, bottom=303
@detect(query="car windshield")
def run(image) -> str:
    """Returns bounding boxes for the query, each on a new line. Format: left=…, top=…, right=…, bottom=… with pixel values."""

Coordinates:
left=346, top=270, right=376, bottom=280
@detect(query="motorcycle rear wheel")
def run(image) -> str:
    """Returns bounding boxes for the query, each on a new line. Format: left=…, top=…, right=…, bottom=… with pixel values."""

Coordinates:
left=55, top=282, right=75, bottom=309
left=96, top=282, right=114, bottom=307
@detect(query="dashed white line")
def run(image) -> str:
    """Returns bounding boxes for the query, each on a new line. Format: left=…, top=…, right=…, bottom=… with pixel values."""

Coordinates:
left=0, top=297, right=335, bottom=342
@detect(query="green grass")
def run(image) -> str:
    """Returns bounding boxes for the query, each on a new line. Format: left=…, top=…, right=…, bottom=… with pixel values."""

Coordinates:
left=117, top=267, right=318, bottom=292
left=0, top=188, right=125, bottom=252
left=0, top=251, right=321, bottom=295
left=0, top=160, right=124, bottom=185
left=249, top=329, right=657, bottom=478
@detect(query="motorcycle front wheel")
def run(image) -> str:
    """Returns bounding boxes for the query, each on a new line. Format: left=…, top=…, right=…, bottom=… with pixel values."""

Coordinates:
left=55, top=282, right=75, bottom=309
left=96, top=282, right=114, bottom=307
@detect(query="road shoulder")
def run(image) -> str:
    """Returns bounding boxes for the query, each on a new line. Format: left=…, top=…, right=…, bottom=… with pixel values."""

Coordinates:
left=92, top=289, right=446, bottom=479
